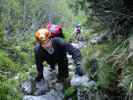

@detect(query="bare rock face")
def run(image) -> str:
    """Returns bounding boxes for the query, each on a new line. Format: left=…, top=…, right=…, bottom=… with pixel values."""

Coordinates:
left=34, top=80, right=49, bottom=95
left=21, top=80, right=33, bottom=95
left=21, top=67, right=53, bottom=96
left=22, top=67, right=64, bottom=100
left=71, top=41, right=86, bottom=49
left=70, top=75, right=90, bottom=87
left=23, top=88, right=64, bottom=100
left=90, top=33, right=109, bottom=44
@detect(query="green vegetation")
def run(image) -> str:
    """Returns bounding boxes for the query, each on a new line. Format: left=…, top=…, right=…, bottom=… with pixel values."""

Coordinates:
left=0, top=0, right=80, bottom=99
left=0, top=0, right=133, bottom=99
left=0, top=79, right=22, bottom=100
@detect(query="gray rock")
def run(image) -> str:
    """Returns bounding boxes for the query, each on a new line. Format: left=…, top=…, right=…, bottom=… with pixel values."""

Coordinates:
left=71, top=75, right=89, bottom=87
left=53, top=83, right=64, bottom=91
left=43, top=67, right=57, bottom=88
left=90, top=36, right=102, bottom=44
left=21, top=80, right=33, bottom=95
left=34, top=80, right=49, bottom=95
left=23, top=95, right=48, bottom=100
left=90, top=33, right=109, bottom=44
left=23, top=89, right=64, bottom=100
left=71, top=41, right=86, bottom=49
left=84, top=81, right=96, bottom=88
left=43, top=67, right=57, bottom=81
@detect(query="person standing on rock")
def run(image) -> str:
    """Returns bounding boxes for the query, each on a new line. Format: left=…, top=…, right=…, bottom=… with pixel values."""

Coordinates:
left=34, top=27, right=84, bottom=83
left=73, top=24, right=81, bottom=41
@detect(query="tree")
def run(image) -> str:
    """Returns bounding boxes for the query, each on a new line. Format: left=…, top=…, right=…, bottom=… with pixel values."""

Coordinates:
left=69, top=0, right=133, bottom=38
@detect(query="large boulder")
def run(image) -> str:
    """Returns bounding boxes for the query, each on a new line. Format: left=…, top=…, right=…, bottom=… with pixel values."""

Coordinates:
left=23, top=84, right=64, bottom=100
left=70, top=75, right=90, bottom=87
left=90, top=33, right=110, bottom=44
left=21, top=80, right=33, bottom=95
left=71, top=41, right=86, bottom=49
left=22, top=67, right=64, bottom=100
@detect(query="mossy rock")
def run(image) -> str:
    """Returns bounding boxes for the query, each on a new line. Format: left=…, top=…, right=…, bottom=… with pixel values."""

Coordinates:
left=64, top=86, right=76, bottom=98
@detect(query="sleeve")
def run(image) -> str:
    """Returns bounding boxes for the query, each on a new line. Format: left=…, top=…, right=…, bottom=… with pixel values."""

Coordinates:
left=54, top=38, right=82, bottom=66
left=34, top=44, right=44, bottom=73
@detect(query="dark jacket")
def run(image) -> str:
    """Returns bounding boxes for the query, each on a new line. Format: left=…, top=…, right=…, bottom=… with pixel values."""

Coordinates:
left=34, top=37, right=81, bottom=75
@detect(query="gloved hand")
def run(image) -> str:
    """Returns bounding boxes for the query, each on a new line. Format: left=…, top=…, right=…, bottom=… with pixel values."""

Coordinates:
left=75, top=65, right=84, bottom=76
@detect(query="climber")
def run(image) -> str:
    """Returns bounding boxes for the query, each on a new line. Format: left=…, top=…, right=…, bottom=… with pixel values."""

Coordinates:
left=73, top=24, right=81, bottom=41
left=34, top=28, right=84, bottom=83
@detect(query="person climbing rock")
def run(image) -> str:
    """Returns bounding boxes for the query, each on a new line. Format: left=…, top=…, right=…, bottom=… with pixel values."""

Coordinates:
left=34, top=28, right=84, bottom=83
left=73, top=24, right=81, bottom=41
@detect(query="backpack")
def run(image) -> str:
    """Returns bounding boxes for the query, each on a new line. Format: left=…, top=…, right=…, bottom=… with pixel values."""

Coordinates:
left=76, top=27, right=81, bottom=33
left=47, top=22, right=64, bottom=38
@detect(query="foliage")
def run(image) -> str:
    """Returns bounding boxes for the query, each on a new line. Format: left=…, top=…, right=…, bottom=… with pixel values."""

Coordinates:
left=64, top=86, right=76, bottom=97
left=69, top=0, right=133, bottom=38
left=81, top=35, right=133, bottom=99
left=0, top=49, right=18, bottom=78
left=0, top=24, right=4, bottom=44
left=0, top=0, right=82, bottom=100
left=0, top=79, right=22, bottom=100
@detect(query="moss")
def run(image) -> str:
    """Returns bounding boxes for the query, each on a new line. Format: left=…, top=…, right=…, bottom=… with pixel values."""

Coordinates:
left=0, top=49, right=17, bottom=72
left=0, top=80, right=22, bottom=100
left=64, top=86, right=76, bottom=97
left=64, top=86, right=77, bottom=100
